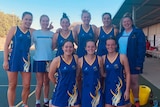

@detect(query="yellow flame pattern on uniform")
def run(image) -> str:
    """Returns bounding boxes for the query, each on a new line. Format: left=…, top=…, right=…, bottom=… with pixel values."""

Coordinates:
left=67, top=84, right=78, bottom=106
left=90, top=79, right=101, bottom=107
left=110, top=77, right=123, bottom=106
left=23, top=53, right=30, bottom=72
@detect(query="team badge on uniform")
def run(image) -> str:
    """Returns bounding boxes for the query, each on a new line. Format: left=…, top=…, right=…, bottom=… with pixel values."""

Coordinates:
left=114, top=64, right=119, bottom=69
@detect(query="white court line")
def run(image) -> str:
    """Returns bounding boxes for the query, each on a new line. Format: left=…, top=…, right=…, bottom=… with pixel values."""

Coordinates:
left=0, top=85, right=36, bottom=87
left=15, top=90, right=36, bottom=107
left=0, top=84, right=36, bottom=106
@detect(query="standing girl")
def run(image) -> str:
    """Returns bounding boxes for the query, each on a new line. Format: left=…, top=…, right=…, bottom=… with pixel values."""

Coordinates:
left=77, top=40, right=104, bottom=107
left=97, top=12, right=118, bottom=56
left=73, top=9, right=98, bottom=58
left=3, top=11, right=34, bottom=107
left=32, top=15, right=54, bottom=107
left=49, top=40, right=80, bottom=107
left=53, top=13, right=75, bottom=56
left=102, top=37, right=130, bottom=107
left=117, top=13, right=146, bottom=107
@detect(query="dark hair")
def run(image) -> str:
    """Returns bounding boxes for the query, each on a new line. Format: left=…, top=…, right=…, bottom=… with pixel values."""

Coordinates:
left=22, top=11, right=33, bottom=19
left=40, top=14, right=49, bottom=22
left=60, top=13, right=70, bottom=23
left=62, top=39, right=74, bottom=47
left=106, top=36, right=117, bottom=45
left=102, top=12, right=112, bottom=19
left=81, top=9, right=91, bottom=18
left=85, top=39, right=96, bottom=47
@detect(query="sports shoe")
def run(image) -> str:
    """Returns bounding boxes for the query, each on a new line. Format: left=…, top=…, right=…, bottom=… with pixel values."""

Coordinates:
left=35, top=103, right=41, bottom=107
left=43, top=101, right=49, bottom=107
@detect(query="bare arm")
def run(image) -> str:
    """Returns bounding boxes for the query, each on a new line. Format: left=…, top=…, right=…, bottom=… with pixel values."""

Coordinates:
left=3, top=26, right=16, bottom=71
left=120, top=54, right=130, bottom=100
left=52, top=33, right=58, bottom=50
left=113, top=26, right=119, bottom=37
left=48, top=57, right=59, bottom=84
left=76, top=57, right=83, bottom=91
left=98, top=56, right=105, bottom=78
left=92, top=24, right=98, bottom=42
left=72, top=25, right=80, bottom=45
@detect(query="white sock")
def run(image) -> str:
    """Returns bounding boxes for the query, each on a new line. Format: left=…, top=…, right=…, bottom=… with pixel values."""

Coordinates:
left=44, top=98, right=49, bottom=103
left=134, top=98, right=139, bottom=102
left=36, top=100, right=40, bottom=104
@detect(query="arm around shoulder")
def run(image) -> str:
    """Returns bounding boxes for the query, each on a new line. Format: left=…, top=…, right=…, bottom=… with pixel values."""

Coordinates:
left=72, top=25, right=80, bottom=44
left=52, top=32, right=58, bottom=50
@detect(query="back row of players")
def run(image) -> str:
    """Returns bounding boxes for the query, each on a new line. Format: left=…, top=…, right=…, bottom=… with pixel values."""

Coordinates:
left=3, top=9, right=146, bottom=107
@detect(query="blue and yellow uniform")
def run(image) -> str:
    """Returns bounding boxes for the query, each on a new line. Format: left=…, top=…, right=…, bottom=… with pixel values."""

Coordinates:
left=9, top=26, right=31, bottom=72
left=77, top=25, right=95, bottom=58
left=104, top=54, right=129, bottom=106
left=56, top=31, right=74, bottom=56
left=81, top=56, right=103, bottom=107
left=97, top=27, right=115, bottom=56
left=51, top=55, right=80, bottom=106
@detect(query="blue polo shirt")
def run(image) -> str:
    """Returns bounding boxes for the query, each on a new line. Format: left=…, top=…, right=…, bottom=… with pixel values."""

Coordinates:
left=32, top=30, right=54, bottom=61
left=118, top=30, right=132, bottom=54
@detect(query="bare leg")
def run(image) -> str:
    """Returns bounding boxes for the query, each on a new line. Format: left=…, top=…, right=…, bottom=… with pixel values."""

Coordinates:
left=21, top=72, right=31, bottom=105
left=130, top=74, right=139, bottom=99
left=43, top=72, right=50, bottom=100
left=73, top=104, right=80, bottom=107
left=7, top=71, right=18, bottom=106
left=105, top=104, right=115, bottom=107
left=35, top=72, right=43, bottom=102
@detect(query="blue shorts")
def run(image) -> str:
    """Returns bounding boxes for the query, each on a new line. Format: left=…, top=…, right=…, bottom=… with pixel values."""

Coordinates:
left=130, top=68, right=143, bottom=74
left=33, top=60, right=51, bottom=73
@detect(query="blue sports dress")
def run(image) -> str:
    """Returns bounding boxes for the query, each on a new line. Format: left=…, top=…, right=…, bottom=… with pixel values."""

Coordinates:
left=8, top=26, right=31, bottom=72
left=97, top=27, right=115, bottom=56
left=51, top=55, right=80, bottom=106
left=76, top=25, right=95, bottom=58
left=81, top=56, right=103, bottom=107
left=56, top=31, right=74, bottom=56
left=104, top=54, right=129, bottom=106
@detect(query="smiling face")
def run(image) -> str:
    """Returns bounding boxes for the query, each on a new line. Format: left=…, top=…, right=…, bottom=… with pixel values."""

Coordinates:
left=122, top=17, right=133, bottom=30
left=40, top=15, right=49, bottom=30
left=22, top=14, right=33, bottom=29
left=85, top=41, right=96, bottom=55
left=102, top=14, right=112, bottom=27
left=81, top=12, right=91, bottom=25
left=60, top=18, right=70, bottom=30
left=106, top=39, right=117, bottom=53
left=62, top=41, right=74, bottom=56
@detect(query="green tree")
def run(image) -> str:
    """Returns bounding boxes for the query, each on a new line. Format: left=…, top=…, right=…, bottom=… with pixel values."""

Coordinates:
left=0, top=11, right=20, bottom=37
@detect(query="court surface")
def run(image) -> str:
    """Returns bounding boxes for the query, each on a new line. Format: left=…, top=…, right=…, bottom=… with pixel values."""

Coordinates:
left=1, top=51, right=160, bottom=106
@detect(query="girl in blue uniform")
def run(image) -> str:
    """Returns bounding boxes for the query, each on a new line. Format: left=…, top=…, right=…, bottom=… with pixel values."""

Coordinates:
left=97, top=12, right=118, bottom=56
left=77, top=40, right=104, bottom=107
left=32, top=15, right=54, bottom=107
left=53, top=13, right=75, bottom=56
left=117, top=13, right=146, bottom=107
left=49, top=40, right=80, bottom=107
left=3, top=12, right=34, bottom=107
left=102, top=37, right=130, bottom=107
left=73, top=9, right=98, bottom=58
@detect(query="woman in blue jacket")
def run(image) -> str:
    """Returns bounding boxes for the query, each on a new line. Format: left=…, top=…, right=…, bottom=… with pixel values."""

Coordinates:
left=117, top=13, right=146, bottom=107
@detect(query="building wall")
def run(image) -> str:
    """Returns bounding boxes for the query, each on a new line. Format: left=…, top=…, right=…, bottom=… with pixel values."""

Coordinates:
left=143, top=23, right=160, bottom=50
